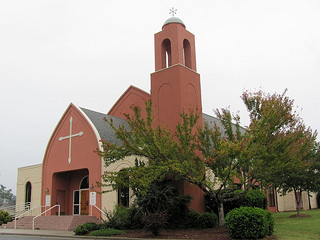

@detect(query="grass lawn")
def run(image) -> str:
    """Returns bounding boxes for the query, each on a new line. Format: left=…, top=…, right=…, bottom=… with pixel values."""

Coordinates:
left=273, top=208, right=320, bottom=240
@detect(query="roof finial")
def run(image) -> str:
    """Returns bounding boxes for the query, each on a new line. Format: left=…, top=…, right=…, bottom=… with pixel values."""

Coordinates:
left=169, top=7, right=177, bottom=17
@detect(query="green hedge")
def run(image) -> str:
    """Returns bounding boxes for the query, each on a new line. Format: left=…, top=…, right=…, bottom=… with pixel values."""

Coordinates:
left=74, top=222, right=100, bottom=235
left=225, top=207, right=274, bottom=239
left=89, top=228, right=124, bottom=236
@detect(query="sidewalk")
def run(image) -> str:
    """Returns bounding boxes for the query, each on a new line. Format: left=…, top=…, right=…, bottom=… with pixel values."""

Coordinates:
left=0, top=228, right=142, bottom=240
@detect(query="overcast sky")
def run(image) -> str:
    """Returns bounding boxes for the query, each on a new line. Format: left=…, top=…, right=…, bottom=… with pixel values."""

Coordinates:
left=1, top=0, right=319, bottom=194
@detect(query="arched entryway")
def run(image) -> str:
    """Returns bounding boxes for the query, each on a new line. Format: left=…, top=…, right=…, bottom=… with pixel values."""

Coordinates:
left=52, top=168, right=89, bottom=215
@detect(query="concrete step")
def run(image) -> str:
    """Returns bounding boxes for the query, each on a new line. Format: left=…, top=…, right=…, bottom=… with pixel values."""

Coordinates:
left=1, top=215, right=100, bottom=231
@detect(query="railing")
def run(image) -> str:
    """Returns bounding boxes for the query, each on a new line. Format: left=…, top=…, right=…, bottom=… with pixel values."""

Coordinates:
left=15, top=205, right=44, bottom=229
left=32, top=205, right=60, bottom=230
left=0, top=202, right=31, bottom=218
left=91, top=204, right=107, bottom=219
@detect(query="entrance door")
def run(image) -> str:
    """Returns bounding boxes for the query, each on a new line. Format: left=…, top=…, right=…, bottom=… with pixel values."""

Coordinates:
left=80, top=190, right=89, bottom=215
left=56, top=190, right=66, bottom=215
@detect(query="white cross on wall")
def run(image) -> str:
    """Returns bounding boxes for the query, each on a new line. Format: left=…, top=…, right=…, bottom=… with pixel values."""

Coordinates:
left=59, top=117, right=83, bottom=164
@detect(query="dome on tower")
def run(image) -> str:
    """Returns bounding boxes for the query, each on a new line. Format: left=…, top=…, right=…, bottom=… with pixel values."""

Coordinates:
left=163, top=17, right=185, bottom=28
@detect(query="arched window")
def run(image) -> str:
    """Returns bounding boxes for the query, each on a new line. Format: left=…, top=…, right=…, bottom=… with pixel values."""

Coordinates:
left=161, top=39, right=171, bottom=68
left=183, top=39, right=191, bottom=68
left=118, top=170, right=129, bottom=207
left=25, top=181, right=32, bottom=204
left=80, top=176, right=89, bottom=189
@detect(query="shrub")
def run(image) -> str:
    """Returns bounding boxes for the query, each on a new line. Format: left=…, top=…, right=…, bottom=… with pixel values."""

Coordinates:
left=184, top=211, right=200, bottom=228
left=0, top=210, right=12, bottom=226
left=134, top=180, right=191, bottom=228
left=142, top=210, right=168, bottom=236
left=240, top=189, right=268, bottom=209
left=89, top=228, right=124, bottom=236
left=101, top=205, right=144, bottom=230
left=225, top=207, right=274, bottom=239
left=74, top=222, right=100, bottom=235
left=206, top=189, right=267, bottom=215
left=198, top=212, right=218, bottom=228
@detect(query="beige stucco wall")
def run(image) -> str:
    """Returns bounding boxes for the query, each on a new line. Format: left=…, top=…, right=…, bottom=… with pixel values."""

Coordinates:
left=16, top=164, right=42, bottom=216
left=277, top=191, right=318, bottom=212
left=100, top=156, right=138, bottom=220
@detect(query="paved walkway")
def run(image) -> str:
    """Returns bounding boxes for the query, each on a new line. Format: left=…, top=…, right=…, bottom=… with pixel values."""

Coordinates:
left=0, top=228, right=142, bottom=240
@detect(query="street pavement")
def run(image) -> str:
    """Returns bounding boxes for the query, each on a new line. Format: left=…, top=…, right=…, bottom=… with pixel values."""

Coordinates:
left=0, top=228, right=142, bottom=240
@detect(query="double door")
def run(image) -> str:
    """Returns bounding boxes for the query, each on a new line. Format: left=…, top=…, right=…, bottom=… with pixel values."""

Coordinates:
left=73, top=189, right=89, bottom=215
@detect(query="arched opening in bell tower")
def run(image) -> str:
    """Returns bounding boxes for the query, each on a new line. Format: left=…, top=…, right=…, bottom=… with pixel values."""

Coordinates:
left=161, top=39, right=171, bottom=68
left=183, top=39, right=192, bottom=69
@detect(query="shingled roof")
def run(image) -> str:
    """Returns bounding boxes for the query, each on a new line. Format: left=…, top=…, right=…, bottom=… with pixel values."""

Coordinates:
left=80, top=107, right=245, bottom=146
left=80, top=107, right=128, bottom=146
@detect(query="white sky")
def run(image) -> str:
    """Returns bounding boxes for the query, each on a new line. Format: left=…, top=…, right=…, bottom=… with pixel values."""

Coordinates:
left=1, top=0, right=319, bottom=194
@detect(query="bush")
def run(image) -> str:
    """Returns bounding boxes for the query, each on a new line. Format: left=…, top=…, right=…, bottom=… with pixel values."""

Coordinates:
left=240, top=189, right=268, bottom=209
left=104, top=205, right=131, bottom=230
left=198, top=212, right=218, bottom=228
left=184, top=211, right=218, bottom=229
left=142, top=210, right=168, bottom=236
left=102, top=205, right=143, bottom=230
left=225, top=207, right=274, bottom=239
left=206, top=189, right=267, bottom=216
left=74, top=222, right=100, bottom=235
left=0, top=210, right=12, bottom=226
left=89, top=228, right=124, bottom=236
left=184, top=211, right=200, bottom=228
left=134, top=180, right=191, bottom=228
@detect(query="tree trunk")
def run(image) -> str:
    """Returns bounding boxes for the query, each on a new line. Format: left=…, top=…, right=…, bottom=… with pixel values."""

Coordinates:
left=294, top=189, right=301, bottom=215
left=218, top=201, right=225, bottom=227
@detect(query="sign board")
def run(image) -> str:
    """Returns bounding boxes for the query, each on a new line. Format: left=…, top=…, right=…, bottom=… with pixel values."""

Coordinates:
left=45, top=195, right=51, bottom=207
left=90, top=192, right=96, bottom=205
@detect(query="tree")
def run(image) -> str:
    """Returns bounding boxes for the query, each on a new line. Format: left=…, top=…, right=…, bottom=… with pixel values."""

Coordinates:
left=98, top=90, right=319, bottom=227
left=98, top=100, right=205, bottom=196
left=98, top=100, right=206, bottom=233
left=197, top=108, right=256, bottom=226
left=241, top=90, right=319, bottom=215
left=0, top=185, right=16, bottom=206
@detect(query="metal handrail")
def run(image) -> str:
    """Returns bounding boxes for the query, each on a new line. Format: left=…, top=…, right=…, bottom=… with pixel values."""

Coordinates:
left=32, top=205, right=60, bottom=230
left=91, top=204, right=107, bottom=218
left=15, top=205, right=44, bottom=229
left=1, top=202, right=30, bottom=218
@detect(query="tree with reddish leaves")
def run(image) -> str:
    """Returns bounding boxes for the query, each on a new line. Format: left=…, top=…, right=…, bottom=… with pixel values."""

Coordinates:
left=241, top=90, right=319, bottom=215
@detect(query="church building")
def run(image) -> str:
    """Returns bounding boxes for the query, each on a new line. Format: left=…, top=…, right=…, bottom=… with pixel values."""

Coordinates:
left=15, top=16, right=318, bottom=225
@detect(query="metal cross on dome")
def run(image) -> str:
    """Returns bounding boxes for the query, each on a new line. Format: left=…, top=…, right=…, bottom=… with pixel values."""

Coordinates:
left=59, top=117, right=83, bottom=164
left=169, top=7, right=177, bottom=17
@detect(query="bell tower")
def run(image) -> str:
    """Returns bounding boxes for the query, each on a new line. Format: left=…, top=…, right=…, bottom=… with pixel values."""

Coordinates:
left=151, top=17, right=203, bottom=131
left=151, top=17, right=205, bottom=213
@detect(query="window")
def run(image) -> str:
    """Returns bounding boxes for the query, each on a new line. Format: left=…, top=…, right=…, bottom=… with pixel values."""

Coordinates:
left=117, top=170, right=129, bottom=207
left=25, top=182, right=32, bottom=204
left=80, top=176, right=89, bottom=189
left=73, top=190, right=80, bottom=215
